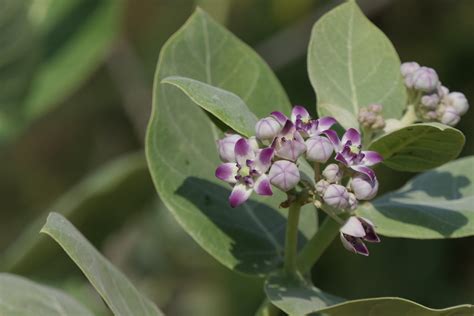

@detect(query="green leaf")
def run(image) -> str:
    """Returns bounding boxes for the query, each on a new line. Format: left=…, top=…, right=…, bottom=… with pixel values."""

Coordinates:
left=369, top=123, right=465, bottom=172
left=0, top=273, right=93, bottom=316
left=162, top=76, right=258, bottom=137
left=146, top=8, right=317, bottom=275
left=2, top=152, right=153, bottom=273
left=265, top=271, right=473, bottom=316
left=265, top=272, right=342, bottom=316
left=358, top=156, right=474, bottom=239
left=308, top=1, right=406, bottom=129
left=41, top=213, right=164, bottom=316
left=24, top=0, right=125, bottom=118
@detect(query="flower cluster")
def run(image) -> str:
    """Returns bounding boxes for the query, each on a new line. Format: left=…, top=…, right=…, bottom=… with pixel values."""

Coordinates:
left=358, top=104, right=385, bottom=131
left=401, top=62, right=469, bottom=126
left=215, top=106, right=382, bottom=255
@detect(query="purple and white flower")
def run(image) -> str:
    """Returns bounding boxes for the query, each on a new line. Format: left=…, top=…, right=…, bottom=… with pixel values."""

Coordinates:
left=326, top=128, right=383, bottom=181
left=268, top=160, right=300, bottom=192
left=271, top=120, right=306, bottom=161
left=340, top=216, right=380, bottom=256
left=215, top=138, right=274, bottom=208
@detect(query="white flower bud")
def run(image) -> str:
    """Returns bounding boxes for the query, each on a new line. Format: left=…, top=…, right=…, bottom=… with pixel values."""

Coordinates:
left=322, top=164, right=342, bottom=183
left=446, top=92, right=469, bottom=116
left=217, top=134, right=241, bottom=162
left=255, top=116, right=282, bottom=140
left=421, top=94, right=439, bottom=109
left=315, top=179, right=330, bottom=196
left=367, top=103, right=383, bottom=113
left=440, top=106, right=460, bottom=126
left=268, top=160, right=300, bottom=192
left=305, top=136, right=333, bottom=162
left=400, top=62, right=420, bottom=77
left=323, top=184, right=350, bottom=209
left=438, top=85, right=449, bottom=97
left=348, top=193, right=358, bottom=211
left=351, top=174, right=379, bottom=200
left=411, top=67, right=439, bottom=92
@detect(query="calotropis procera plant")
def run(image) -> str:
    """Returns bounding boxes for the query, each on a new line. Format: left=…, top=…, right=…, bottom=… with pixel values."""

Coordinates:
left=146, top=1, right=473, bottom=316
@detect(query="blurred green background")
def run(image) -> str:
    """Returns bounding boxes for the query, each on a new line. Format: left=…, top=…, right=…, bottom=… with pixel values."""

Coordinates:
left=0, top=0, right=473, bottom=315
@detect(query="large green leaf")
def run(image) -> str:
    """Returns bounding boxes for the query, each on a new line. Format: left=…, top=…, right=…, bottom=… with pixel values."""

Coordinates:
left=24, top=0, right=125, bottom=118
left=369, top=123, right=465, bottom=172
left=41, top=213, right=163, bottom=316
left=358, top=156, right=474, bottom=239
left=1, top=152, right=153, bottom=273
left=265, top=272, right=473, bottom=316
left=308, top=1, right=406, bottom=129
left=162, top=76, right=258, bottom=137
left=0, top=273, right=93, bottom=316
left=146, top=8, right=317, bottom=276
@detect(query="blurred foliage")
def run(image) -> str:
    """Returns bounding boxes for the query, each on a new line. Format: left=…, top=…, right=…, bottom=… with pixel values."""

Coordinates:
left=0, top=0, right=473, bottom=315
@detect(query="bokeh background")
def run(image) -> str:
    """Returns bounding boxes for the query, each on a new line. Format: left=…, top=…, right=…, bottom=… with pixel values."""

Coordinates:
left=1, top=0, right=473, bottom=315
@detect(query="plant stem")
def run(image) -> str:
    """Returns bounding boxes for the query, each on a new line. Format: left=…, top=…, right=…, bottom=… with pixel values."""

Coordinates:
left=296, top=216, right=341, bottom=273
left=314, top=162, right=321, bottom=181
left=284, top=203, right=301, bottom=277
left=400, top=104, right=418, bottom=126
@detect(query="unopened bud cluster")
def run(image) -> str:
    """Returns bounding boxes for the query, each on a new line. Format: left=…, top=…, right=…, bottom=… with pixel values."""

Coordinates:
left=358, top=104, right=385, bottom=130
left=215, top=106, right=383, bottom=256
left=401, top=62, right=469, bottom=126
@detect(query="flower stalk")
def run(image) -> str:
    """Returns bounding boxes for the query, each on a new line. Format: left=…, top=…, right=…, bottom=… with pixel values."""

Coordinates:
left=284, top=202, right=302, bottom=277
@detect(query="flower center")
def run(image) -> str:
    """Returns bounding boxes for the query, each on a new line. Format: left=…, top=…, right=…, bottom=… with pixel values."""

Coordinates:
left=239, top=166, right=251, bottom=177
left=349, top=145, right=361, bottom=155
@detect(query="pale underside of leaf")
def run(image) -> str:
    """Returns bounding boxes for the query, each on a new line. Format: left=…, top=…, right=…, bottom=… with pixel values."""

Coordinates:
left=357, top=156, right=474, bottom=239
left=369, top=122, right=465, bottom=172
left=0, top=273, right=94, bottom=316
left=41, top=213, right=163, bottom=316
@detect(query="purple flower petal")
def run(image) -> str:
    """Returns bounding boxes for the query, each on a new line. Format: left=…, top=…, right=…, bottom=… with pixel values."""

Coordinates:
left=351, top=165, right=376, bottom=181
left=217, top=134, right=241, bottom=162
left=358, top=217, right=380, bottom=243
left=255, top=147, right=274, bottom=173
left=362, top=151, right=383, bottom=166
left=280, top=120, right=296, bottom=138
left=316, top=116, right=337, bottom=132
left=340, top=216, right=366, bottom=237
left=291, top=105, right=310, bottom=122
left=254, top=174, right=273, bottom=196
left=215, top=163, right=238, bottom=183
left=271, top=111, right=289, bottom=125
left=323, top=130, right=340, bottom=149
left=229, top=184, right=252, bottom=208
left=342, top=128, right=361, bottom=146
left=234, top=138, right=255, bottom=165
left=340, top=234, right=369, bottom=256
left=335, top=152, right=348, bottom=166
